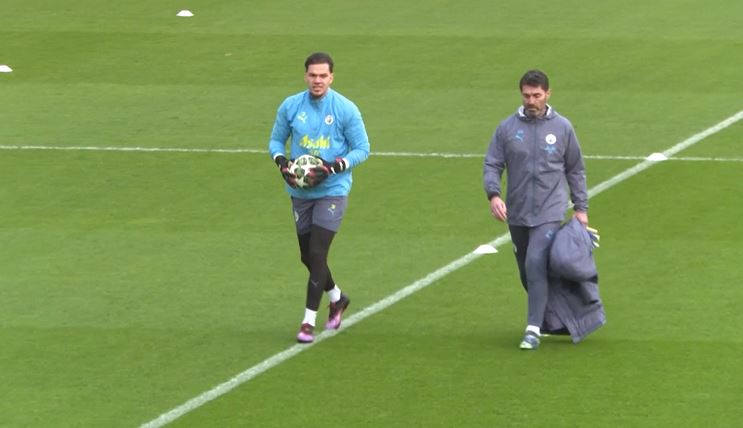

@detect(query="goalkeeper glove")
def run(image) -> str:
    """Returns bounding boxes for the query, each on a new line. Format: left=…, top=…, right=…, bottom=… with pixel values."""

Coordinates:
left=319, top=157, right=349, bottom=174
left=304, top=165, right=329, bottom=188
left=274, top=155, right=297, bottom=188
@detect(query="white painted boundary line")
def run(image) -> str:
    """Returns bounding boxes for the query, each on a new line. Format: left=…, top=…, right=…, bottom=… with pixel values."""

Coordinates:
left=589, top=110, right=743, bottom=197
left=138, top=109, right=740, bottom=427
left=0, top=145, right=253, bottom=154
left=1, top=144, right=742, bottom=162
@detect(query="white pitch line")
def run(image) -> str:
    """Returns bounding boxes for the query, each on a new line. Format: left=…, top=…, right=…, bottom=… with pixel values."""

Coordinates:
left=1, top=144, right=742, bottom=162
left=670, top=156, right=743, bottom=162
left=138, top=108, right=743, bottom=428
left=588, top=110, right=743, bottom=198
left=0, top=144, right=254, bottom=154
left=585, top=155, right=743, bottom=162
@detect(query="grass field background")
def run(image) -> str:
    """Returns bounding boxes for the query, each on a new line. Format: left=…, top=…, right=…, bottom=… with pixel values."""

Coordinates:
left=1, top=0, right=742, bottom=427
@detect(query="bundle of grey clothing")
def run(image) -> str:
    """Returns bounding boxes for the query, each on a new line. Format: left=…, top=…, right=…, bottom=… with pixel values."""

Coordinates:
left=541, top=217, right=606, bottom=343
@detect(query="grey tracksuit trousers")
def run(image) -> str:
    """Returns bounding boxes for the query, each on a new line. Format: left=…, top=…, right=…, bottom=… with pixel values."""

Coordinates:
left=509, top=222, right=561, bottom=328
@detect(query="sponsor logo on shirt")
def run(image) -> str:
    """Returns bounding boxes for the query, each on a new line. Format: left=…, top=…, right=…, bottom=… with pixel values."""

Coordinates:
left=515, top=130, right=525, bottom=142
left=297, top=112, right=307, bottom=123
left=300, top=135, right=330, bottom=150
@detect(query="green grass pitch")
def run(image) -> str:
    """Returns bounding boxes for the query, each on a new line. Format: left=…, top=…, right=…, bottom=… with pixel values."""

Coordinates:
left=1, top=0, right=742, bottom=426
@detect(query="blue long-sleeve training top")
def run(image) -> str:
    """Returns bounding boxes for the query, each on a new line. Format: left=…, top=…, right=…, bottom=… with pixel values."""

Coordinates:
left=268, top=88, right=370, bottom=199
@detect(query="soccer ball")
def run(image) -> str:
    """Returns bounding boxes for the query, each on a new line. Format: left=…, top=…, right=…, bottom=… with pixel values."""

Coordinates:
left=289, top=154, right=324, bottom=188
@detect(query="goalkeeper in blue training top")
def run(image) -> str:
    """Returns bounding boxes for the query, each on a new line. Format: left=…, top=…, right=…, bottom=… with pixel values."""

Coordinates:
left=268, top=52, right=370, bottom=343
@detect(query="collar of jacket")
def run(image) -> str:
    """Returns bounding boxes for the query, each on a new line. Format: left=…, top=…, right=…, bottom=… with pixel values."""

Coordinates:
left=517, top=104, right=554, bottom=121
left=307, top=88, right=333, bottom=105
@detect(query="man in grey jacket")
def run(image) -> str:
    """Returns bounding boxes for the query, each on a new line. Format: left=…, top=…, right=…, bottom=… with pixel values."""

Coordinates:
left=483, top=69, right=589, bottom=350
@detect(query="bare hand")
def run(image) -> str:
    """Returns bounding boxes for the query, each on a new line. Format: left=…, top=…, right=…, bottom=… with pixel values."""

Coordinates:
left=490, top=196, right=507, bottom=222
left=574, top=211, right=589, bottom=226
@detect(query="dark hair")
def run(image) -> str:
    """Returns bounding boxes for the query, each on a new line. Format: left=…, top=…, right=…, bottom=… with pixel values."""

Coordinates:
left=305, top=52, right=334, bottom=72
left=519, top=70, right=549, bottom=91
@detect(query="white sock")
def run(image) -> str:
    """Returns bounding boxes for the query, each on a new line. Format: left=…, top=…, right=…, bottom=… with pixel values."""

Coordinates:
left=526, top=325, right=541, bottom=336
left=302, top=309, right=317, bottom=326
left=327, top=285, right=341, bottom=303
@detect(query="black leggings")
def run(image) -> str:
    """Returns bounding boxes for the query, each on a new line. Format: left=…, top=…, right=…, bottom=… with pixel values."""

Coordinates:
left=298, top=225, right=336, bottom=311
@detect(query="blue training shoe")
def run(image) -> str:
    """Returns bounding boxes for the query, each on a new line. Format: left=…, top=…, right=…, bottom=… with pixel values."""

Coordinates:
left=519, top=331, right=540, bottom=350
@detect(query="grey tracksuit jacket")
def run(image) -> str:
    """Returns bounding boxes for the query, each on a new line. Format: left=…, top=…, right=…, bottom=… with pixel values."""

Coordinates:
left=543, top=217, right=606, bottom=343
left=483, top=105, right=588, bottom=226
